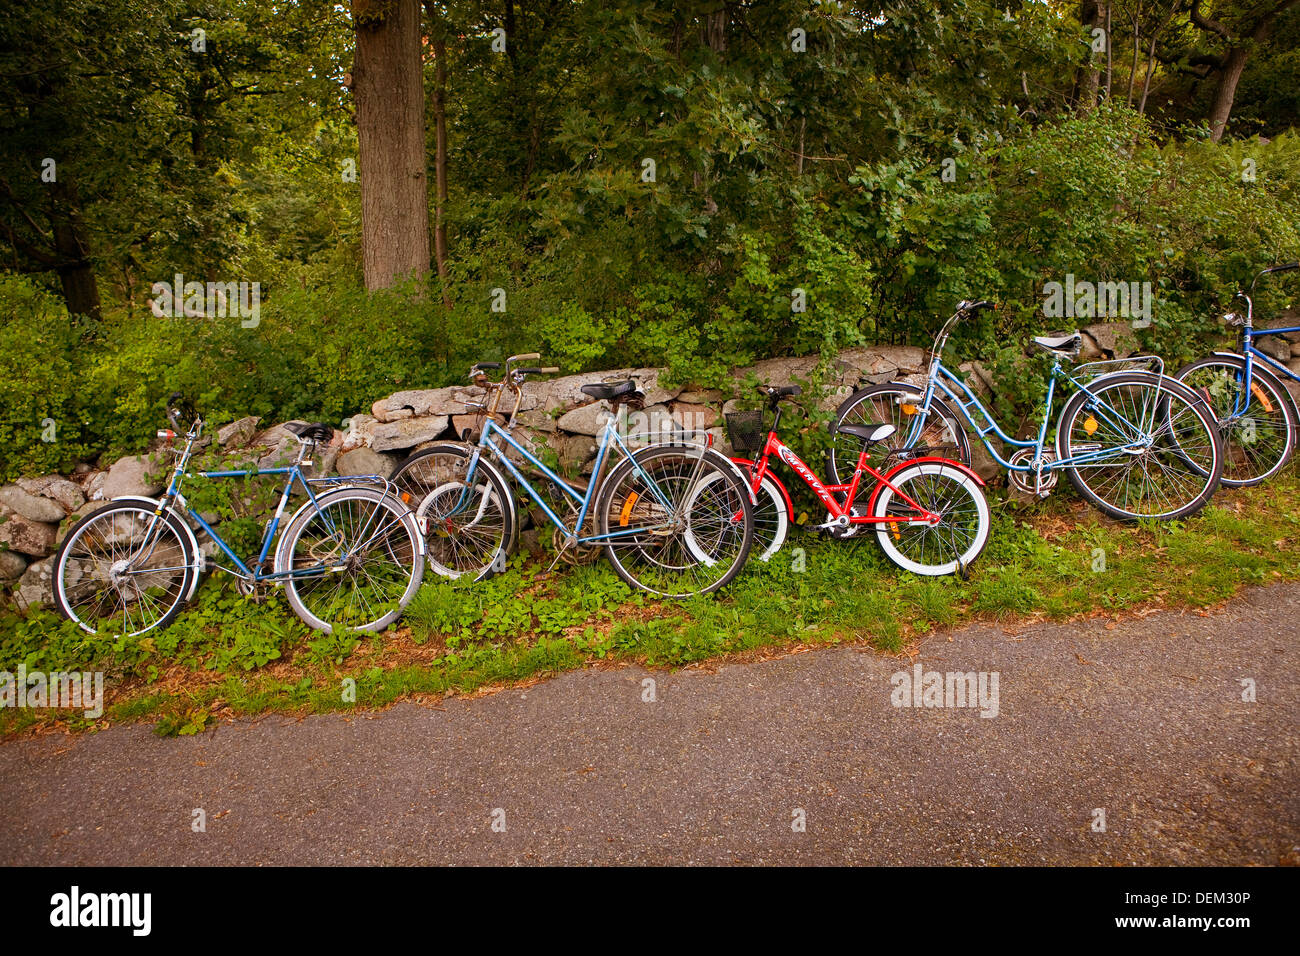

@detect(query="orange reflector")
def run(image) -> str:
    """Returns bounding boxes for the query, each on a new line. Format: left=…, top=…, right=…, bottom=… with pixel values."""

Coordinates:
left=619, top=492, right=639, bottom=527
left=1084, top=416, right=1098, bottom=435
left=401, top=492, right=411, bottom=504
left=901, top=403, right=918, bottom=415
left=1250, top=382, right=1275, bottom=413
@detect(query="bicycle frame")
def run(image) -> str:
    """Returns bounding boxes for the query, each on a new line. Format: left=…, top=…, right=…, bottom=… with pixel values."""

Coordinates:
left=748, top=429, right=938, bottom=525
left=456, top=409, right=698, bottom=545
left=150, top=424, right=395, bottom=584
left=909, top=355, right=1156, bottom=474
left=1223, top=320, right=1300, bottom=419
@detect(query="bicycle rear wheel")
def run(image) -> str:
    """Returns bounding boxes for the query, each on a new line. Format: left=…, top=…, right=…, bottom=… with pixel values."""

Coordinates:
left=278, top=486, right=424, bottom=633
left=53, top=501, right=195, bottom=636
left=1057, top=372, right=1223, bottom=521
left=595, top=446, right=753, bottom=597
left=871, top=461, right=990, bottom=576
left=830, top=383, right=971, bottom=485
left=1173, top=354, right=1296, bottom=486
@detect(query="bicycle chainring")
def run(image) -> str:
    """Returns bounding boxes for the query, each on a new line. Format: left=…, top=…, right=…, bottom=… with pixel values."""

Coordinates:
left=1007, top=448, right=1058, bottom=497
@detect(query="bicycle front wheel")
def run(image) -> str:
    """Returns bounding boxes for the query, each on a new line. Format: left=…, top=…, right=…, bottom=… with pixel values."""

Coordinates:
left=1057, top=372, right=1223, bottom=521
left=1173, top=354, right=1296, bottom=486
left=595, top=446, right=754, bottom=597
left=278, top=486, right=424, bottom=633
left=53, top=501, right=196, bottom=637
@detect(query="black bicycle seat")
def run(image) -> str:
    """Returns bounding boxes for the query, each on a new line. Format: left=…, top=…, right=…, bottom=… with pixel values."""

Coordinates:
left=1030, top=332, right=1082, bottom=355
left=835, top=422, right=897, bottom=444
left=283, top=421, right=335, bottom=442
left=580, top=379, right=639, bottom=402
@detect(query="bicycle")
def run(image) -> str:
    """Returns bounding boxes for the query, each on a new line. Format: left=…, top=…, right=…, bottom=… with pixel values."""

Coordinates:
left=1173, top=261, right=1300, bottom=486
left=389, top=355, right=755, bottom=597
left=720, top=384, right=990, bottom=575
left=53, top=395, right=425, bottom=637
left=830, top=300, right=1225, bottom=521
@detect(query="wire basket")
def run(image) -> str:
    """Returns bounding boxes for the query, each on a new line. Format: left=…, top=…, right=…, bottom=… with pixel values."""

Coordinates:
left=725, top=410, right=767, bottom=454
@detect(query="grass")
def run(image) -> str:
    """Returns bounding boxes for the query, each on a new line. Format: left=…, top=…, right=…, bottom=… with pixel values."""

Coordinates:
left=4, top=471, right=1300, bottom=737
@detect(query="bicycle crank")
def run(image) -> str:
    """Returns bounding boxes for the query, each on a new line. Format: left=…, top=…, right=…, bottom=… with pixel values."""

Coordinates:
left=1008, top=448, right=1058, bottom=498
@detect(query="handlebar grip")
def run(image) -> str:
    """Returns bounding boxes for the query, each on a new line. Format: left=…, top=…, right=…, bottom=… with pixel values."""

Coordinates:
left=510, top=353, right=541, bottom=363
left=966, top=300, right=995, bottom=311
left=540, top=367, right=560, bottom=374
left=473, top=361, right=502, bottom=370
left=1265, top=261, right=1300, bottom=274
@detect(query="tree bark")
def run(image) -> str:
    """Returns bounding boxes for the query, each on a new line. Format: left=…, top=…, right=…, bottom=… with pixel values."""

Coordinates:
left=1207, top=45, right=1249, bottom=142
left=351, top=0, right=431, bottom=291
left=1074, top=1, right=1105, bottom=111
left=432, top=35, right=451, bottom=306
left=49, top=179, right=101, bottom=321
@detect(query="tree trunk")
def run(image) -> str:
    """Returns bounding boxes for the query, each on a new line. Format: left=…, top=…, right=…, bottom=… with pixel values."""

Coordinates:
left=432, top=35, right=451, bottom=307
left=1074, top=1, right=1104, bottom=111
left=351, top=0, right=431, bottom=291
left=1207, top=45, right=1249, bottom=142
left=49, top=180, right=101, bottom=321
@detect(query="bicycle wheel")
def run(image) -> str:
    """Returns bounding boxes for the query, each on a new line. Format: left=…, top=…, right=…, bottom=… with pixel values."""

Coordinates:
left=53, top=501, right=196, bottom=637
left=392, top=442, right=519, bottom=547
left=871, top=461, right=990, bottom=576
left=830, top=384, right=972, bottom=485
left=277, top=486, right=424, bottom=633
left=725, top=459, right=791, bottom=562
left=413, top=457, right=514, bottom=581
left=595, top=446, right=754, bottom=597
left=1173, top=354, right=1296, bottom=486
left=1057, top=372, right=1223, bottom=521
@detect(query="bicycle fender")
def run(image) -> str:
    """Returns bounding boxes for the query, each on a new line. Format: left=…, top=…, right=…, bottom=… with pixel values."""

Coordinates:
left=109, top=495, right=206, bottom=601
left=884, top=456, right=986, bottom=487
left=730, top=457, right=794, bottom=515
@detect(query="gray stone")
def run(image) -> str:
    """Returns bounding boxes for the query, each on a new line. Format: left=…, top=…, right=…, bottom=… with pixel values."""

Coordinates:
left=676, top=388, right=725, bottom=404
left=339, top=414, right=377, bottom=451
left=217, top=415, right=260, bottom=448
left=0, top=549, right=27, bottom=582
left=16, top=475, right=84, bottom=514
left=372, top=387, right=478, bottom=422
left=368, top=416, right=450, bottom=453
left=99, top=452, right=168, bottom=499
left=1079, top=321, right=1138, bottom=359
left=336, top=447, right=396, bottom=479
left=0, top=484, right=66, bottom=523
left=1256, top=334, right=1290, bottom=363
left=668, top=402, right=719, bottom=431
left=0, top=507, right=57, bottom=557
left=14, top=556, right=54, bottom=610
left=556, top=402, right=616, bottom=437
left=550, top=433, right=599, bottom=472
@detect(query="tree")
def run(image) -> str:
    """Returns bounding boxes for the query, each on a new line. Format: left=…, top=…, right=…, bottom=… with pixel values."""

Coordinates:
left=1188, top=0, right=1300, bottom=141
left=349, top=0, right=430, bottom=290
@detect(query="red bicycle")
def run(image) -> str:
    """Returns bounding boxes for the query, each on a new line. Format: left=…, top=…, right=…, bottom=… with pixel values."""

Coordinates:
left=721, top=385, right=991, bottom=577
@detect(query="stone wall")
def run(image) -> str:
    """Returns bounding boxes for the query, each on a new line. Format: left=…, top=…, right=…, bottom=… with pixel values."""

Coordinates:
left=1, top=322, right=1148, bottom=611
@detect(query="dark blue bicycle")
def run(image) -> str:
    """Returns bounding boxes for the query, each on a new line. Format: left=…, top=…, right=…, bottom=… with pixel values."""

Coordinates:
left=1173, top=261, right=1300, bottom=486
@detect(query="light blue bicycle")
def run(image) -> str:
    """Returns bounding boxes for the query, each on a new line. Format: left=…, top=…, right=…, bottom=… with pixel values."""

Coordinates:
left=390, top=355, right=754, bottom=597
left=830, top=300, right=1225, bottom=521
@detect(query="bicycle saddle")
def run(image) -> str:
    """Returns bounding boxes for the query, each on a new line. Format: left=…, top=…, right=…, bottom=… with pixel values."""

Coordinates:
left=835, top=422, right=897, bottom=444
left=1031, top=332, right=1082, bottom=355
left=283, top=421, right=335, bottom=442
left=580, top=379, right=640, bottom=402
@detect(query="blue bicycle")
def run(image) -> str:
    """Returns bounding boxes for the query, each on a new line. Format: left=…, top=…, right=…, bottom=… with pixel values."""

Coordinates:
left=53, top=395, right=425, bottom=637
left=1173, top=261, right=1300, bottom=486
left=389, top=355, right=754, bottom=597
left=830, top=300, right=1224, bottom=521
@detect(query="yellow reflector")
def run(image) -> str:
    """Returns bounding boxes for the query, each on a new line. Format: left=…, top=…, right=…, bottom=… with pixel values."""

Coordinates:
left=1084, top=416, right=1098, bottom=435
left=901, top=403, right=918, bottom=415
left=1250, top=382, right=1275, bottom=413
left=619, top=492, right=639, bottom=527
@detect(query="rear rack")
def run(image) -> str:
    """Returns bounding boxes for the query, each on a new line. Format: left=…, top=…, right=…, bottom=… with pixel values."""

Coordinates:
left=1073, top=354, right=1164, bottom=383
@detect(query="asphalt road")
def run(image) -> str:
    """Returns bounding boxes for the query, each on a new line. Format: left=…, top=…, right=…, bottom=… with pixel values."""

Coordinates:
left=2, top=585, right=1297, bottom=865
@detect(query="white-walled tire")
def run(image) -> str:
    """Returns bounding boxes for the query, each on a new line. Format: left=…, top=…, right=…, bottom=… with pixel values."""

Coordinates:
left=872, top=462, right=990, bottom=576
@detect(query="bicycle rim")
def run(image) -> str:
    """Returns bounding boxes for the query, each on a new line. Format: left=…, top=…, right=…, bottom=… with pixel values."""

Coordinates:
left=282, top=490, right=422, bottom=632
left=1177, top=358, right=1294, bottom=486
left=873, top=464, right=990, bottom=575
left=56, top=505, right=192, bottom=637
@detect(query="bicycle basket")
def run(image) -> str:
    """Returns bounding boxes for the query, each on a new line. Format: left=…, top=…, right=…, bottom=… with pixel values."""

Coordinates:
left=725, top=410, right=767, bottom=454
